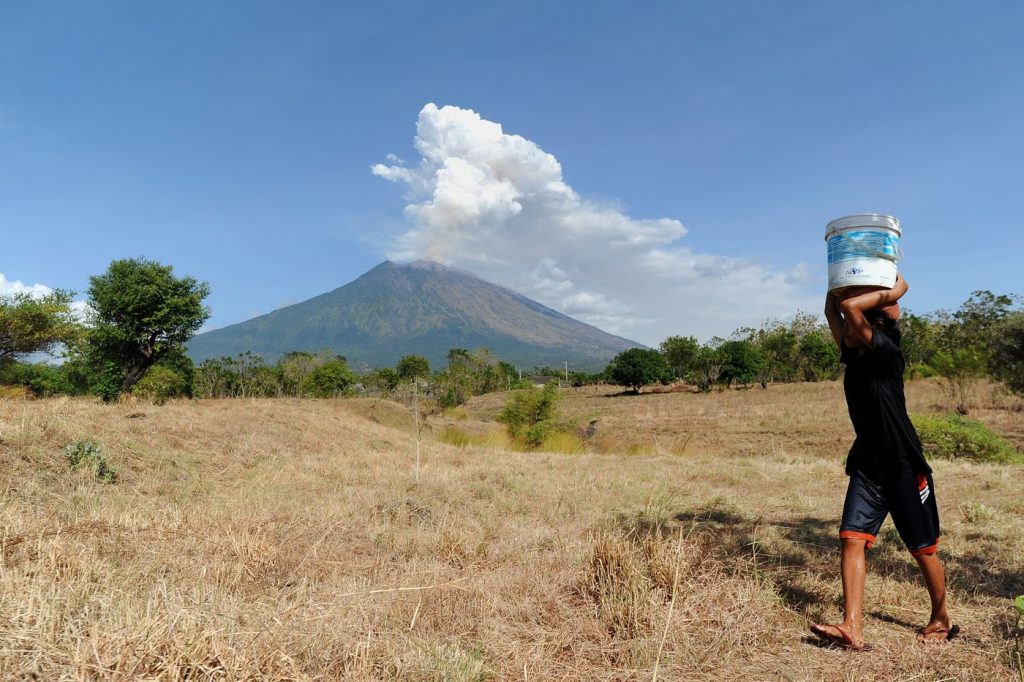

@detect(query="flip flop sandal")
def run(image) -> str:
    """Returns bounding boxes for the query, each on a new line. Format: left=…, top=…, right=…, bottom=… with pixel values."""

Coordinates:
left=810, top=623, right=868, bottom=651
left=918, top=623, right=961, bottom=643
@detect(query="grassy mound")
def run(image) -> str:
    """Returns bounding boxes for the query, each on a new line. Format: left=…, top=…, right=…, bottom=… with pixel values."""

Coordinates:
left=912, top=413, right=1023, bottom=464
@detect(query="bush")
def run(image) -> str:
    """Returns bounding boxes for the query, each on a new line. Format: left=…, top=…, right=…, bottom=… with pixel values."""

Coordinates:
left=906, top=364, right=937, bottom=380
left=1, top=362, right=75, bottom=397
left=134, top=365, right=189, bottom=404
left=912, top=414, right=1022, bottom=464
left=302, top=359, right=356, bottom=398
left=497, top=383, right=561, bottom=449
left=64, top=439, right=118, bottom=483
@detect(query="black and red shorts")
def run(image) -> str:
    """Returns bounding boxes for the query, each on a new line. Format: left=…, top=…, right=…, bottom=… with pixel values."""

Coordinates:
left=839, top=466, right=940, bottom=557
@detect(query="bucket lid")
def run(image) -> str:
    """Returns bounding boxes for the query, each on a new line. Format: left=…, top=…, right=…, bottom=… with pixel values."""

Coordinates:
left=824, top=213, right=901, bottom=240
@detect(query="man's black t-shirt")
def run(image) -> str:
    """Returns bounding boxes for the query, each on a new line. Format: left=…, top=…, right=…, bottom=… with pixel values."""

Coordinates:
left=841, top=329, right=930, bottom=482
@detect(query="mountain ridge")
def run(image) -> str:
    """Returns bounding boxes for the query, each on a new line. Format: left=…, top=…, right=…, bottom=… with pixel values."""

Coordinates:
left=186, top=260, right=644, bottom=370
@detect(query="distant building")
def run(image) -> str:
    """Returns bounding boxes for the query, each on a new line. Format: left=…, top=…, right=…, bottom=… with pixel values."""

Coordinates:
left=529, top=375, right=556, bottom=388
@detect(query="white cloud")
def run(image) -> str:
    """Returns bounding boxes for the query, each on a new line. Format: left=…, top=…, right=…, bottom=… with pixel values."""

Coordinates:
left=0, top=273, right=55, bottom=298
left=0, top=273, right=91, bottom=320
left=374, top=104, right=817, bottom=344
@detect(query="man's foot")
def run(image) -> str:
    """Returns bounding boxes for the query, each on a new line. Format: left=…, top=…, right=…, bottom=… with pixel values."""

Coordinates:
left=810, top=622, right=866, bottom=651
left=917, top=620, right=960, bottom=643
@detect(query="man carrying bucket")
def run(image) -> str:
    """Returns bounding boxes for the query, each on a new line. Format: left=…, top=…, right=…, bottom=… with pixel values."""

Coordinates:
left=810, top=274, right=959, bottom=650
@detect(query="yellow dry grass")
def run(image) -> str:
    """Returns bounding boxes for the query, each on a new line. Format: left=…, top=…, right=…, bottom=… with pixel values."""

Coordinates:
left=0, top=382, right=1021, bottom=680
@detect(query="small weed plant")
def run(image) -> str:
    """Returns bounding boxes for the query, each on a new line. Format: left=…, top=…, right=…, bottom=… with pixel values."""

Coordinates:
left=63, top=439, right=117, bottom=483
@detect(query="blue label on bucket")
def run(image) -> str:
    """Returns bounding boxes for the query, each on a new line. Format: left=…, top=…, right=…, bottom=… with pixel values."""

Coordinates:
left=827, top=231, right=900, bottom=264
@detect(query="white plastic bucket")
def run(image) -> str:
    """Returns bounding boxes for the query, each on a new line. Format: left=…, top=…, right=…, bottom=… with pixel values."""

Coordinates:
left=825, top=214, right=902, bottom=293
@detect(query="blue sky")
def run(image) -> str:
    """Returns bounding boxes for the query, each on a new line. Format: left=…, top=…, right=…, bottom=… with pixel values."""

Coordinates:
left=2, top=2, right=1021, bottom=345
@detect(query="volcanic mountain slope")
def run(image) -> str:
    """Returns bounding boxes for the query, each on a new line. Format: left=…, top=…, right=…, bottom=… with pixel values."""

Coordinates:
left=187, top=260, right=643, bottom=370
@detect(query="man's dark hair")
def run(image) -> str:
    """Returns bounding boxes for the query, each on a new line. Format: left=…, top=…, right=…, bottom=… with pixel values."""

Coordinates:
left=864, top=309, right=902, bottom=344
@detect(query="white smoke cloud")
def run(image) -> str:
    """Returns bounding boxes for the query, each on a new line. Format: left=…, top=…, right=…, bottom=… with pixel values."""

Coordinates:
left=373, top=104, right=816, bottom=344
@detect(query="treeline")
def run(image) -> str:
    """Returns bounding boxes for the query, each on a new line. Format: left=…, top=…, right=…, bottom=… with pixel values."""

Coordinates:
left=603, top=290, right=1023, bottom=406
left=189, top=347, right=530, bottom=407
left=1, top=255, right=1020, bottom=408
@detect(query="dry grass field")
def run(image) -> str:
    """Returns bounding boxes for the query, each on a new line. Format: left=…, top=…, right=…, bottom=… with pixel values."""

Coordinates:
left=1, top=379, right=1022, bottom=680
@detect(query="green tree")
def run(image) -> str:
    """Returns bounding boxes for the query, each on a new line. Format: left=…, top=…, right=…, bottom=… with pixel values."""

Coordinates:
left=798, top=332, right=840, bottom=382
left=278, top=351, right=321, bottom=395
left=302, top=358, right=356, bottom=398
left=366, top=367, right=401, bottom=392
left=718, top=340, right=763, bottom=386
left=992, top=312, right=1024, bottom=396
left=86, top=258, right=210, bottom=394
left=659, top=335, right=699, bottom=380
left=607, top=348, right=673, bottom=394
left=932, top=347, right=988, bottom=415
left=396, top=354, right=430, bottom=381
left=688, top=345, right=727, bottom=392
left=752, top=323, right=798, bottom=387
left=899, top=310, right=942, bottom=370
left=0, top=290, right=79, bottom=367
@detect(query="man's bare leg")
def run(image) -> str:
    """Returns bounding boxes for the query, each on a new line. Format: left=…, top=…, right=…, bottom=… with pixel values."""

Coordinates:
left=812, top=538, right=867, bottom=648
left=914, top=552, right=952, bottom=641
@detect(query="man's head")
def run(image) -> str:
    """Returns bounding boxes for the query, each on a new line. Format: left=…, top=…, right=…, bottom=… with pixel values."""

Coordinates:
left=842, top=306, right=902, bottom=347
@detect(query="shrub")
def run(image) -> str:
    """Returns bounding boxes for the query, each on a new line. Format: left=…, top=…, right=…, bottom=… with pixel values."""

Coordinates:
left=133, top=365, right=189, bottom=404
left=302, top=359, right=356, bottom=398
left=497, top=383, right=562, bottom=449
left=906, top=364, right=937, bottom=380
left=2, top=362, right=75, bottom=397
left=63, top=439, right=118, bottom=483
left=912, top=414, right=1022, bottom=464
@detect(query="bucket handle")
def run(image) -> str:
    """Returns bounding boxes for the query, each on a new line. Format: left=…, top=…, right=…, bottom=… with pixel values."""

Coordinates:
left=833, top=233, right=902, bottom=262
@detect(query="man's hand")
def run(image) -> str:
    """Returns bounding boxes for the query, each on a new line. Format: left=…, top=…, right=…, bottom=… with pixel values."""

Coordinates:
left=837, top=274, right=908, bottom=346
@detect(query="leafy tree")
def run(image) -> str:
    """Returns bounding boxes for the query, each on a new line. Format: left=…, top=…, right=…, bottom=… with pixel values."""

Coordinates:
left=899, top=310, right=942, bottom=370
left=302, top=358, right=356, bottom=397
left=992, top=312, right=1024, bottom=396
left=607, top=348, right=673, bottom=394
left=932, top=347, right=987, bottom=415
left=366, top=367, right=401, bottom=392
left=718, top=340, right=763, bottom=386
left=953, top=290, right=1015, bottom=349
left=798, top=332, right=840, bottom=382
left=86, top=258, right=210, bottom=394
left=278, top=351, right=321, bottom=395
left=0, top=290, right=79, bottom=367
left=659, top=335, right=699, bottom=380
left=689, top=345, right=727, bottom=392
left=752, top=323, right=798, bottom=387
left=396, top=354, right=430, bottom=381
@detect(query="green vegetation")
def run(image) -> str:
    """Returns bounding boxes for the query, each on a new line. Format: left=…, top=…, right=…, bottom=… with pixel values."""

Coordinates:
left=659, top=335, right=699, bottom=380
left=83, top=258, right=210, bottom=395
left=396, top=354, right=430, bottom=380
left=607, top=348, right=672, bottom=394
left=0, top=257, right=1020, bottom=415
left=63, top=439, right=117, bottom=483
left=497, top=383, right=562, bottom=448
left=0, top=290, right=78, bottom=367
left=912, top=414, right=1022, bottom=464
